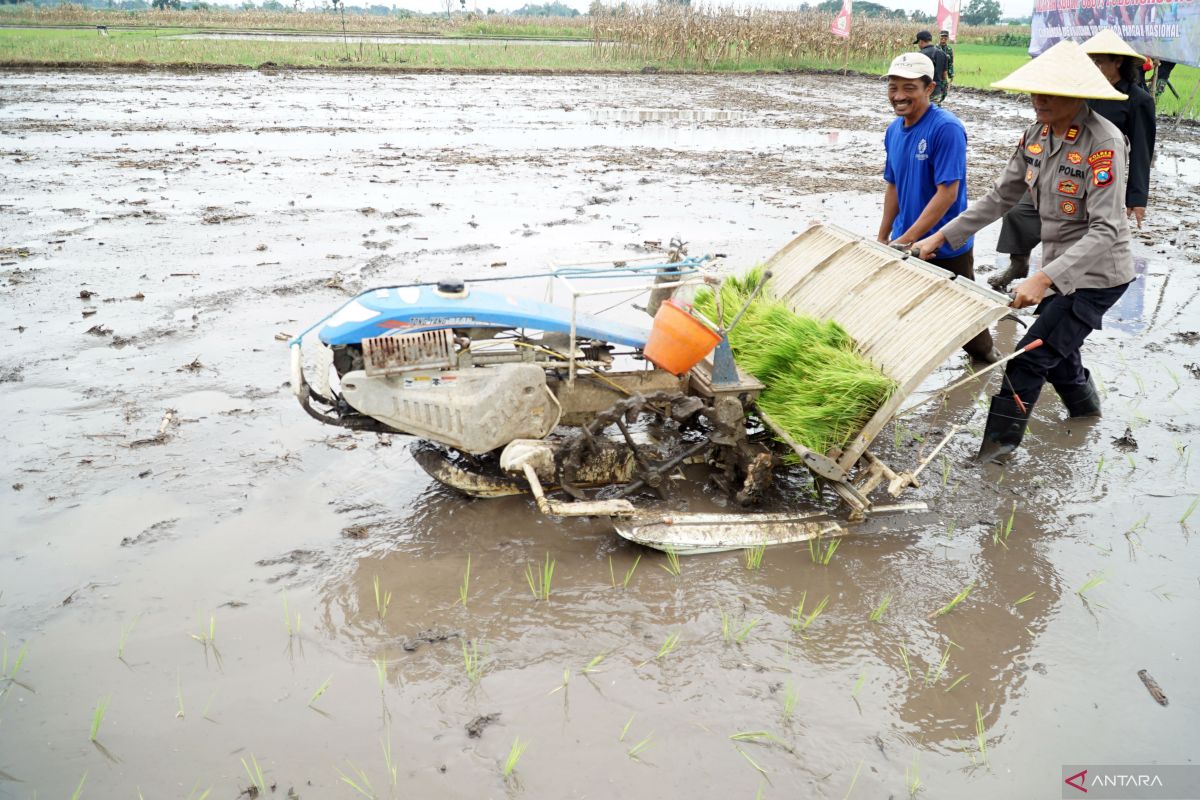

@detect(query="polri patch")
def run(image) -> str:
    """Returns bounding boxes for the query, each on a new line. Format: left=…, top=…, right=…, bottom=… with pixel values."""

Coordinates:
left=1057, top=179, right=1079, bottom=195
left=1067, top=151, right=1082, bottom=164
left=1065, top=125, right=1080, bottom=142
left=1060, top=200, right=1078, bottom=215
left=1027, top=143, right=1044, bottom=155
left=1088, top=149, right=1115, bottom=188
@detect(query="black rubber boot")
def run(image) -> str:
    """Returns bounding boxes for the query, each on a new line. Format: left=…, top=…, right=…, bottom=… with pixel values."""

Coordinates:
left=977, top=395, right=1032, bottom=464
left=1054, top=372, right=1102, bottom=418
left=988, top=254, right=1030, bottom=291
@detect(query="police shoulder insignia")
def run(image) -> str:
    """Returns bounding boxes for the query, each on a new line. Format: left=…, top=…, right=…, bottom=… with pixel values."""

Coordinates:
left=1040, top=124, right=1050, bottom=138
left=1027, top=143, right=1044, bottom=155
left=1067, top=151, right=1083, bottom=164
left=1060, top=200, right=1078, bottom=215
left=1088, top=149, right=1115, bottom=187
left=1065, top=125, right=1080, bottom=142
left=1057, top=179, right=1079, bottom=195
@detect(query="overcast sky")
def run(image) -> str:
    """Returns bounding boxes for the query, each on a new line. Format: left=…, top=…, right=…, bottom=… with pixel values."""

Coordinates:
left=337, top=0, right=1035, bottom=23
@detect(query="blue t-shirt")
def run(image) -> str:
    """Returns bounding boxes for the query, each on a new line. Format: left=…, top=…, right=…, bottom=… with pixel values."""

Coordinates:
left=883, top=105, right=973, bottom=259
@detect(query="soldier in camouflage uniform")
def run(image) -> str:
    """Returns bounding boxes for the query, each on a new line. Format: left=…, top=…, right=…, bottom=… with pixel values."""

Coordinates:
left=938, top=30, right=955, bottom=101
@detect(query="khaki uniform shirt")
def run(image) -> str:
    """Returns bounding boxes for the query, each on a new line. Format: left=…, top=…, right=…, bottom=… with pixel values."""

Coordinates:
left=941, top=105, right=1134, bottom=295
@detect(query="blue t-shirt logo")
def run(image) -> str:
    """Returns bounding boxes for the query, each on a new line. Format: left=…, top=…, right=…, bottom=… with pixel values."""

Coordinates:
left=916, top=138, right=928, bottom=160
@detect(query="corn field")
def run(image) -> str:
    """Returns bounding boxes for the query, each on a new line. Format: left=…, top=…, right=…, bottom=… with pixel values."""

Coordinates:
left=591, top=6, right=1019, bottom=70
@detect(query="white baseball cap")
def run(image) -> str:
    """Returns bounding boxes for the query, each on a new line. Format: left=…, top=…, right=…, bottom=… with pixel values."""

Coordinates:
left=886, top=52, right=935, bottom=81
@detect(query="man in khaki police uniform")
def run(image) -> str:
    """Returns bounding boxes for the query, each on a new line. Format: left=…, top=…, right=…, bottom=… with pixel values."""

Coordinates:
left=914, top=41, right=1135, bottom=462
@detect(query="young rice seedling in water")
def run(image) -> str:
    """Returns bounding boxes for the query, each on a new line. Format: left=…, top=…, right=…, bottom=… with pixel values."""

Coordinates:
left=503, top=737, right=528, bottom=779
left=869, top=595, right=892, bottom=622
left=89, top=695, right=110, bottom=742
left=459, top=554, right=471, bottom=607
left=930, top=583, right=974, bottom=618
left=462, top=639, right=484, bottom=685
left=744, top=544, right=766, bottom=570
left=660, top=546, right=681, bottom=576
left=373, top=576, right=391, bottom=620
left=525, top=552, right=555, bottom=601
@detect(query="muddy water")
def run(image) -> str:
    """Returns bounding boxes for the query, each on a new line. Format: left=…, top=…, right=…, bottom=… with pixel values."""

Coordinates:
left=1, top=69, right=1199, bottom=799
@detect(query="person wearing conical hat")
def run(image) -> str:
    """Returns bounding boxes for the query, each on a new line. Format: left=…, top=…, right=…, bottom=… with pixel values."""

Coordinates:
left=913, top=41, right=1135, bottom=463
left=990, top=30, right=1156, bottom=291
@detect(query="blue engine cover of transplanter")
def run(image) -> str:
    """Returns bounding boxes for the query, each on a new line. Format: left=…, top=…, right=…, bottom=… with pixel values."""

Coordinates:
left=317, top=285, right=651, bottom=348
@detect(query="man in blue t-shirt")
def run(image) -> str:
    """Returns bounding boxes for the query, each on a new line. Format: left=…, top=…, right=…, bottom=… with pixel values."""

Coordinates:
left=877, top=51, right=999, bottom=363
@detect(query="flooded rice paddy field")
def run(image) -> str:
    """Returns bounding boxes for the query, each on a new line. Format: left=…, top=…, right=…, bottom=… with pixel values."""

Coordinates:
left=1, top=69, right=1199, bottom=799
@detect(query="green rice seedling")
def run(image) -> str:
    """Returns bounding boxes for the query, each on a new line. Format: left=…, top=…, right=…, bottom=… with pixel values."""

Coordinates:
left=627, top=733, right=655, bottom=760
left=619, top=713, right=636, bottom=742
left=1182, top=495, right=1200, bottom=525
left=187, top=786, right=212, bottom=800
left=622, top=554, right=641, bottom=588
left=373, top=576, right=391, bottom=620
left=373, top=657, right=388, bottom=692
left=582, top=652, right=606, bottom=675
left=944, top=519, right=957, bottom=537
left=736, top=618, right=761, bottom=643
left=792, top=592, right=830, bottom=634
left=502, top=736, right=528, bottom=779
left=851, top=669, right=867, bottom=697
left=382, top=722, right=398, bottom=788
left=1013, top=591, right=1037, bottom=606
left=1, top=639, right=27, bottom=682
left=1164, top=365, right=1180, bottom=391
left=897, top=644, right=912, bottom=680
left=1126, top=454, right=1137, bottom=471
left=117, top=615, right=139, bottom=660
left=462, top=640, right=484, bottom=685
left=191, top=615, right=216, bottom=648
left=809, top=536, right=840, bottom=566
left=176, top=671, right=185, bottom=719
left=525, top=552, right=555, bottom=601
left=459, top=554, right=471, bottom=607
left=335, top=759, right=375, bottom=799
left=924, top=641, right=959, bottom=688
left=282, top=591, right=300, bottom=638
left=930, top=584, right=974, bottom=619
left=721, top=610, right=732, bottom=643
left=782, top=683, right=799, bottom=720
left=202, top=690, right=218, bottom=722
left=734, top=745, right=769, bottom=779
left=941, top=455, right=951, bottom=487
left=842, top=758, right=864, bottom=799
left=945, top=673, right=971, bottom=692
left=993, top=502, right=1016, bottom=548
left=654, top=631, right=681, bottom=659
left=308, top=675, right=333, bottom=708
left=549, top=668, right=572, bottom=695
left=1076, top=572, right=1107, bottom=597
left=974, top=703, right=988, bottom=764
left=242, top=754, right=267, bottom=795
left=1097, top=455, right=1106, bottom=474
left=640, top=631, right=680, bottom=666
left=906, top=754, right=921, bottom=797
left=868, top=595, right=892, bottom=622
left=89, top=695, right=110, bottom=742
left=608, top=556, right=616, bottom=588
left=744, top=544, right=766, bottom=570
left=70, top=772, right=87, bottom=800
left=660, top=546, right=681, bottom=576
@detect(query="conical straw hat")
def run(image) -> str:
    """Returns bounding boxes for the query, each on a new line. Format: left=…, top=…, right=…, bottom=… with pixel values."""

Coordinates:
left=1081, top=28, right=1143, bottom=60
left=992, top=40, right=1128, bottom=100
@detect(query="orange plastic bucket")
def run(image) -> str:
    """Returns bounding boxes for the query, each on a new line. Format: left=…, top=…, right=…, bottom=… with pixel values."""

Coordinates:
left=644, top=299, right=722, bottom=376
